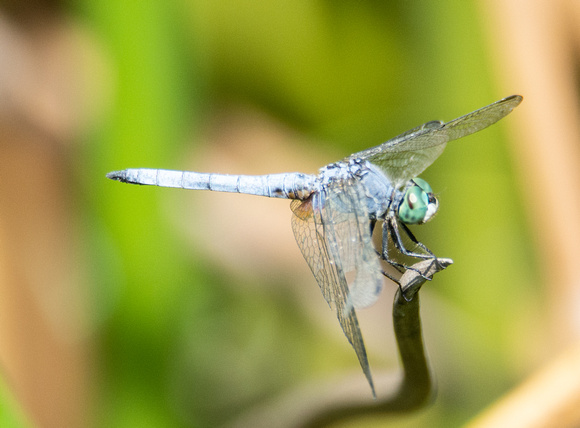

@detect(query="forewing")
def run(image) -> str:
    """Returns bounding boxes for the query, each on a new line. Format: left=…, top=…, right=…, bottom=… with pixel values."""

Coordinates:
left=326, top=179, right=384, bottom=313
left=349, top=95, right=523, bottom=187
left=290, top=181, right=379, bottom=396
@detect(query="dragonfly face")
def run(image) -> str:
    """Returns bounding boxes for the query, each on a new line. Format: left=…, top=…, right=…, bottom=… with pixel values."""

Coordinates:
left=396, top=178, right=439, bottom=225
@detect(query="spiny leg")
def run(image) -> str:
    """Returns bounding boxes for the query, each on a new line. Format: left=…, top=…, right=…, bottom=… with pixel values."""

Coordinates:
left=373, top=219, right=428, bottom=296
left=380, top=188, right=414, bottom=271
left=370, top=219, right=405, bottom=283
left=398, top=221, right=443, bottom=272
left=383, top=218, right=433, bottom=283
left=387, top=216, right=434, bottom=260
left=380, top=221, right=405, bottom=272
left=399, top=222, right=435, bottom=257
left=372, top=217, right=433, bottom=290
left=369, top=219, right=377, bottom=236
left=379, top=266, right=402, bottom=283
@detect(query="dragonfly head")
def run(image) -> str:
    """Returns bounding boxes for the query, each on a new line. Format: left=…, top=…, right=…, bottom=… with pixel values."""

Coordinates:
left=397, top=178, right=438, bottom=225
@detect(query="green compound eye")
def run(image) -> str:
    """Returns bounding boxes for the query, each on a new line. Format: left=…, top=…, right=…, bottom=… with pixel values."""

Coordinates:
left=398, top=186, right=429, bottom=224
left=411, top=177, right=432, bottom=194
left=397, top=178, right=438, bottom=224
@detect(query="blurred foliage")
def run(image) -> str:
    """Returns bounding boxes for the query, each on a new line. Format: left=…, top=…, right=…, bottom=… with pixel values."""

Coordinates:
left=0, top=375, right=31, bottom=428
left=63, top=0, right=539, bottom=427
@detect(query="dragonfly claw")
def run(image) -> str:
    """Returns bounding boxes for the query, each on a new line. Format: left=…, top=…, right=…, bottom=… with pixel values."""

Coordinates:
left=400, top=257, right=453, bottom=299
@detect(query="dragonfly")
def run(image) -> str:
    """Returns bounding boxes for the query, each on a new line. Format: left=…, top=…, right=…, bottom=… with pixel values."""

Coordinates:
left=107, top=95, right=523, bottom=397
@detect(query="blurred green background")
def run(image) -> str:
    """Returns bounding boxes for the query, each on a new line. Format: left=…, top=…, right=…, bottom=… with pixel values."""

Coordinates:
left=0, top=1, right=555, bottom=427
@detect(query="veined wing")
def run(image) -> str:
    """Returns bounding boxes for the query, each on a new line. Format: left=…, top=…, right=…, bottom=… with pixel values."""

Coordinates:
left=348, top=95, right=523, bottom=187
left=327, top=180, right=384, bottom=312
left=291, top=178, right=382, bottom=397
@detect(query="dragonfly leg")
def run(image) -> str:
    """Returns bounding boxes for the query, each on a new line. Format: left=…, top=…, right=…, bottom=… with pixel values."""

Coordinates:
left=380, top=220, right=432, bottom=282
left=374, top=216, right=434, bottom=287
left=399, top=222, right=435, bottom=257
left=369, top=219, right=377, bottom=237
left=377, top=223, right=410, bottom=274
left=387, top=216, right=434, bottom=260
left=380, top=268, right=401, bottom=283
left=399, top=257, right=442, bottom=302
left=371, top=218, right=418, bottom=295
left=397, top=221, right=444, bottom=273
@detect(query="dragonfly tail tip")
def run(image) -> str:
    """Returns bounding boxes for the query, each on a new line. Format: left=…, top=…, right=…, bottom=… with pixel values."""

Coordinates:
left=106, top=170, right=127, bottom=182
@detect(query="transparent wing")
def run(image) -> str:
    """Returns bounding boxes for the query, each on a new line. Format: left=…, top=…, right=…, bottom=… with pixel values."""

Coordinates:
left=291, top=178, right=382, bottom=396
left=348, top=95, right=523, bottom=187
left=327, top=180, right=384, bottom=312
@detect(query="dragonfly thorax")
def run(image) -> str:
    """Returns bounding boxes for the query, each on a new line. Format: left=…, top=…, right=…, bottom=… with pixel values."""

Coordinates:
left=321, top=160, right=400, bottom=218
left=317, top=161, right=438, bottom=225
left=355, top=162, right=397, bottom=220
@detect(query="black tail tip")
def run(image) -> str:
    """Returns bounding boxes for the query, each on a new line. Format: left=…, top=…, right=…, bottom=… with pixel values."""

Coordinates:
left=106, top=170, right=126, bottom=182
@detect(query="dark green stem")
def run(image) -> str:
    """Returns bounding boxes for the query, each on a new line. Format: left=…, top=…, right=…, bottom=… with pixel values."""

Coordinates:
left=230, top=258, right=452, bottom=428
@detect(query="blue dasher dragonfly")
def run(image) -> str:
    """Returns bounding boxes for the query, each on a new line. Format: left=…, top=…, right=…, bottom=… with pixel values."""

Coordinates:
left=107, top=95, right=522, bottom=397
